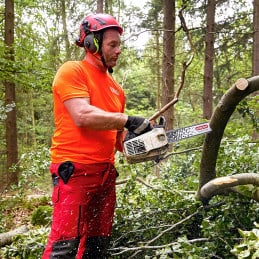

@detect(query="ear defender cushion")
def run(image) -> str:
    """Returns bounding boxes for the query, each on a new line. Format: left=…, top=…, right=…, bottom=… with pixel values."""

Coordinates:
left=84, top=33, right=99, bottom=54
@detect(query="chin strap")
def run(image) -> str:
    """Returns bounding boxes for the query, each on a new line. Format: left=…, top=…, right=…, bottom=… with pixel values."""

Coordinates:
left=94, top=31, right=113, bottom=74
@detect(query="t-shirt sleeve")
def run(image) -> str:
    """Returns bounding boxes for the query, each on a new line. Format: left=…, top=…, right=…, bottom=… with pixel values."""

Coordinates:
left=52, top=61, right=89, bottom=102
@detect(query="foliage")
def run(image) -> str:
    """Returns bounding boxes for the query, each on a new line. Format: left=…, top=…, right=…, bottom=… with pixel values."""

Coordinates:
left=231, top=222, right=259, bottom=259
left=216, top=135, right=258, bottom=177
left=110, top=135, right=258, bottom=258
left=200, top=196, right=258, bottom=259
left=31, top=205, right=52, bottom=226
left=0, top=0, right=258, bottom=258
left=0, top=194, right=50, bottom=233
left=14, top=146, right=51, bottom=193
left=0, top=0, right=256, bottom=170
left=237, top=97, right=259, bottom=131
left=117, top=47, right=157, bottom=113
left=1, top=135, right=258, bottom=258
left=1, top=227, right=49, bottom=259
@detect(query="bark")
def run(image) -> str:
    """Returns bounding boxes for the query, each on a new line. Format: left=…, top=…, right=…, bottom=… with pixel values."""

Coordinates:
left=203, top=0, right=216, bottom=119
left=162, top=0, right=175, bottom=130
left=0, top=225, right=29, bottom=247
left=253, top=0, right=259, bottom=76
left=197, top=76, right=259, bottom=203
left=252, top=0, right=259, bottom=140
left=97, top=0, right=104, bottom=13
left=4, top=0, right=18, bottom=189
left=61, top=0, right=71, bottom=60
left=156, top=30, right=161, bottom=110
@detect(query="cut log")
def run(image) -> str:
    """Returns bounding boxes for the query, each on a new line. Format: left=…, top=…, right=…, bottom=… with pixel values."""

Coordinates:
left=0, top=225, right=29, bottom=247
left=235, top=78, right=249, bottom=90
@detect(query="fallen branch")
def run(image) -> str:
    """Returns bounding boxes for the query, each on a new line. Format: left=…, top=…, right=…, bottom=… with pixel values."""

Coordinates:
left=116, top=177, right=195, bottom=195
left=197, top=76, right=259, bottom=203
left=199, top=173, right=259, bottom=202
left=111, top=237, right=209, bottom=255
left=0, top=225, right=29, bottom=247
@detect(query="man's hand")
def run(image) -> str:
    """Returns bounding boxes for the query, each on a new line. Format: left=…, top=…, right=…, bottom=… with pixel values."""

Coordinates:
left=124, top=116, right=153, bottom=135
left=123, top=116, right=153, bottom=142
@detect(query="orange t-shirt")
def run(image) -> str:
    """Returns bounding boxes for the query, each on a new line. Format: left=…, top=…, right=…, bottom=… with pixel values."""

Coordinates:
left=50, top=60, right=125, bottom=164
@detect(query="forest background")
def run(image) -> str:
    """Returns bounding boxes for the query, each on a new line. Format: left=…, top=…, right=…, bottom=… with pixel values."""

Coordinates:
left=0, top=0, right=258, bottom=258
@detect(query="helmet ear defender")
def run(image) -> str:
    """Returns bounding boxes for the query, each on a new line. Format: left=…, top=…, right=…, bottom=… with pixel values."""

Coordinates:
left=80, top=19, right=100, bottom=54
left=83, top=33, right=99, bottom=54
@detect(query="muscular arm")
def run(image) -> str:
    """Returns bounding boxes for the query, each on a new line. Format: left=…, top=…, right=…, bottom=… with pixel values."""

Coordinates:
left=64, top=97, right=128, bottom=130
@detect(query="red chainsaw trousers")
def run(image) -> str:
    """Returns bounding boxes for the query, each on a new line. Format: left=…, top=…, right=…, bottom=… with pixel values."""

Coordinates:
left=42, top=162, right=117, bottom=259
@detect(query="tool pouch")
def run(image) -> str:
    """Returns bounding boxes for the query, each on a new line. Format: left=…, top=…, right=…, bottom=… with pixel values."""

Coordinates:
left=58, top=161, right=75, bottom=184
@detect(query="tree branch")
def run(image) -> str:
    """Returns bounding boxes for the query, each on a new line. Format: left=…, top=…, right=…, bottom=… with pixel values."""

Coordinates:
left=111, top=237, right=209, bottom=256
left=199, top=173, right=259, bottom=202
left=0, top=225, right=29, bottom=247
left=197, top=76, right=259, bottom=203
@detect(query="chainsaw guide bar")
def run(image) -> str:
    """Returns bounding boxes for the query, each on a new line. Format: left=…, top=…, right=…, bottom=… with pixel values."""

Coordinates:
left=123, top=122, right=212, bottom=164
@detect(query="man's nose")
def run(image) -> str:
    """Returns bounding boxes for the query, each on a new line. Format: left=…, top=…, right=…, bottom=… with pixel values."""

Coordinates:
left=115, top=46, right=121, bottom=55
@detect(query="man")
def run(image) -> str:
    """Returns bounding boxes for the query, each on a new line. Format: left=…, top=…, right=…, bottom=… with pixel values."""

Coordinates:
left=42, top=13, right=152, bottom=259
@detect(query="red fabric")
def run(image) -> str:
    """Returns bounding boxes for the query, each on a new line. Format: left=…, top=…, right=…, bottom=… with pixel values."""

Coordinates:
left=42, top=162, right=117, bottom=259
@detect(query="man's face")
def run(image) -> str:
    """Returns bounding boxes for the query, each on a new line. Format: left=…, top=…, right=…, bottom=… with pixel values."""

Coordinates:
left=101, top=29, right=121, bottom=68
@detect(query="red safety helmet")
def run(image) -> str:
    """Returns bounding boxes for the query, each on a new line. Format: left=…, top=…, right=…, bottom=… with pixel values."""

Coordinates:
left=76, top=13, right=123, bottom=48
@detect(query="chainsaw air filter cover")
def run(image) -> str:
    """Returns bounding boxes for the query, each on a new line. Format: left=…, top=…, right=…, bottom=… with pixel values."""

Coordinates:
left=123, top=127, right=169, bottom=164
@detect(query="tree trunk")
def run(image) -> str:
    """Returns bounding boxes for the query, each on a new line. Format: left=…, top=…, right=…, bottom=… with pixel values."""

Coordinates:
left=97, top=0, right=104, bottom=13
left=203, top=0, right=216, bottom=120
left=156, top=30, right=161, bottom=110
left=61, top=0, right=71, bottom=60
left=197, top=76, right=259, bottom=203
left=252, top=0, right=259, bottom=140
left=162, top=0, right=175, bottom=130
left=253, top=0, right=259, bottom=76
left=4, top=0, right=18, bottom=189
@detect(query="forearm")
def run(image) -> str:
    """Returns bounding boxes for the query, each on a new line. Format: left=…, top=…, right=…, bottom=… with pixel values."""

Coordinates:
left=64, top=97, right=128, bottom=130
left=78, top=105, right=127, bottom=130
left=63, top=97, right=151, bottom=133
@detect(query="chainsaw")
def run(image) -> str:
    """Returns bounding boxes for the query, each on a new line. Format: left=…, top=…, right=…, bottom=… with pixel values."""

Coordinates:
left=123, top=120, right=212, bottom=164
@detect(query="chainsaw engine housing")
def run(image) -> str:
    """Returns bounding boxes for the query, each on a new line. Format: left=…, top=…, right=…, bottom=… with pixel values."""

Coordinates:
left=123, top=127, right=169, bottom=163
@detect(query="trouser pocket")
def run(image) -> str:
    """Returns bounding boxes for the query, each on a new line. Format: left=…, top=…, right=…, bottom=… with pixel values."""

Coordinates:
left=58, top=161, right=75, bottom=184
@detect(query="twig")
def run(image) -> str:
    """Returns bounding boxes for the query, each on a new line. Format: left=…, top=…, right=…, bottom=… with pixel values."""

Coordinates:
left=121, top=210, right=200, bottom=258
left=161, top=146, right=203, bottom=161
left=111, top=237, right=210, bottom=256
left=116, top=177, right=196, bottom=196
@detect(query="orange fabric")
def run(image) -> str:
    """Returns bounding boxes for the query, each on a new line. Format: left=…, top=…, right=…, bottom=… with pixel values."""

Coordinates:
left=50, top=60, right=125, bottom=164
